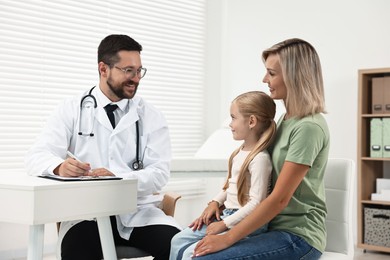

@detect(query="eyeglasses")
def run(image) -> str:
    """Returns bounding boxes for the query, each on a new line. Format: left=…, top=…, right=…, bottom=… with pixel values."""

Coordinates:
left=114, top=66, right=147, bottom=78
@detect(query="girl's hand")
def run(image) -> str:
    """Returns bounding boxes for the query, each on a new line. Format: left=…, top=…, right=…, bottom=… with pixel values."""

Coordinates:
left=190, top=201, right=221, bottom=230
left=212, top=202, right=222, bottom=221
left=202, top=201, right=221, bottom=225
left=189, top=217, right=206, bottom=231
left=206, top=221, right=227, bottom=235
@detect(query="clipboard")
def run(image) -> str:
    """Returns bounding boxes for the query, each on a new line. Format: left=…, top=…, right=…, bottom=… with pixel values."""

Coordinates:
left=39, top=175, right=123, bottom=181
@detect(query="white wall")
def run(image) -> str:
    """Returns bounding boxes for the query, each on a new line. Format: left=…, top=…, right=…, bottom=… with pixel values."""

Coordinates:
left=207, top=0, right=390, bottom=162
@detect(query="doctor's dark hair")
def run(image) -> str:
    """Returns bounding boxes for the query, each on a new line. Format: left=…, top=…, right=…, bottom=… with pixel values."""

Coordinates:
left=223, top=91, right=276, bottom=206
left=97, top=34, right=143, bottom=66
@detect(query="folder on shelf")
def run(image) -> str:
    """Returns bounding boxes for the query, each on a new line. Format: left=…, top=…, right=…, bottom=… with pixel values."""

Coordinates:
left=370, top=118, right=382, bottom=157
left=383, top=118, right=390, bottom=157
left=377, top=178, right=390, bottom=193
left=385, top=77, right=390, bottom=114
left=372, top=77, right=384, bottom=114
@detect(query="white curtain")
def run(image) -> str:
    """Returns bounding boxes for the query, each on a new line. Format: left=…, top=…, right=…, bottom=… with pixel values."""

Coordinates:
left=0, top=0, right=206, bottom=171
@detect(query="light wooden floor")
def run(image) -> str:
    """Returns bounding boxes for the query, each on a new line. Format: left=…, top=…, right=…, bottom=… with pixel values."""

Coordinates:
left=354, top=247, right=390, bottom=259
left=19, top=246, right=389, bottom=260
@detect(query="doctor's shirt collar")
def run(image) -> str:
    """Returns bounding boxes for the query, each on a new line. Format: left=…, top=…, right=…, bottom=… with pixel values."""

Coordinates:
left=95, top=85, right=130, bottom=113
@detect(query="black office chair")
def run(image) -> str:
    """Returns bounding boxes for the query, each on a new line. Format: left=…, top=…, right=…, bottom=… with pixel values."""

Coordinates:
left=56, top=192, right=182, bottom=259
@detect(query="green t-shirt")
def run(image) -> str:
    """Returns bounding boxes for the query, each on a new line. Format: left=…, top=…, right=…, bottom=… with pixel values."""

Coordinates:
left=268, top=113, right=330, bottom=252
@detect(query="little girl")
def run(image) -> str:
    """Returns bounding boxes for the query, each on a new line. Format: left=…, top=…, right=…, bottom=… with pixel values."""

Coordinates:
left=169, top=91, right=276, bottom=260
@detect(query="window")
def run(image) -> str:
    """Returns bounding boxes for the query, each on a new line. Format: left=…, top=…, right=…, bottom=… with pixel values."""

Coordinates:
left=0, top=0, right=206, bottom=171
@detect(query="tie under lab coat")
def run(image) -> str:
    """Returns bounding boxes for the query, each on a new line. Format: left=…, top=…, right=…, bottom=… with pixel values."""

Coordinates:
left=24, top=87, right=181, bottom=257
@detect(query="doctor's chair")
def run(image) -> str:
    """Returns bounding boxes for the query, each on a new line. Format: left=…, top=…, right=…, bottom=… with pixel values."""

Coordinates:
left=116, top=191, right=181, bottom=259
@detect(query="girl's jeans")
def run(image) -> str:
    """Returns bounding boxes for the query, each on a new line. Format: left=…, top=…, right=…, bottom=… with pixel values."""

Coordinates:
left=169, top=209, right=268, bottom=260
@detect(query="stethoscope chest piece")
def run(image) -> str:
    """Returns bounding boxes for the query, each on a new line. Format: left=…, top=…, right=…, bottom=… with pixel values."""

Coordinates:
left=132, top=160, right=143, bottom=170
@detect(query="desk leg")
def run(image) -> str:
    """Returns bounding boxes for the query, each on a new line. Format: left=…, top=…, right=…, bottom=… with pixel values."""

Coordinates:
left=27, top=224, right=44, bottom=260
left=96, top=216, right=117, bottom=260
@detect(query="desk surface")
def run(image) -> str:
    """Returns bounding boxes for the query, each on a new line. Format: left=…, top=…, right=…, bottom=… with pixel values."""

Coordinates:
left=0, top=173, right=137, bottom=225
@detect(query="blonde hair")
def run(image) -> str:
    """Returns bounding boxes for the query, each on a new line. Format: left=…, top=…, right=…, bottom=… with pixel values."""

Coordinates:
left=262, top=38, right=326, bottom=118
left=223, top=91, right=276, bottom=206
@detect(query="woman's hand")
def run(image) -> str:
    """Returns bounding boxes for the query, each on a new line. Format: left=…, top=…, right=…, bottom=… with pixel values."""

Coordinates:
left=193, top=233, right=233, bottom=257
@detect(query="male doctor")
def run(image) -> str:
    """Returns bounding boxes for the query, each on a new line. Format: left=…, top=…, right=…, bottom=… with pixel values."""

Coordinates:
left=25, top=34, right=181, bottom=260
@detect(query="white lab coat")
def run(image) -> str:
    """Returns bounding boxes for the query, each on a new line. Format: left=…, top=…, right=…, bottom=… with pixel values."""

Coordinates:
left=25, top=86, right=181, bottom=258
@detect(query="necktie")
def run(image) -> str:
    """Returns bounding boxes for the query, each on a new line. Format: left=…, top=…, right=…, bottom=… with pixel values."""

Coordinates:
left=104, top=104, right=118, bottom=128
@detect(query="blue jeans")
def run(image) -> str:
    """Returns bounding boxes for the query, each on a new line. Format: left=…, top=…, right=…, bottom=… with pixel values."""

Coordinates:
left=170, top=209, right=268, bottom=260
left=195, top=230, right=322, bottom=260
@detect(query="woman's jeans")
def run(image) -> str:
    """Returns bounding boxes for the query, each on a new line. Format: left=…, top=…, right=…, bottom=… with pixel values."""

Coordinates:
left=194, top=230, right=322, bottom=260
left=170, top=209, right=268, bottom=260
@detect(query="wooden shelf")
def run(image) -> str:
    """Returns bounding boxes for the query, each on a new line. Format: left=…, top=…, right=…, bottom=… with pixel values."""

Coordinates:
left=357, top=68, right=390, bottom=253
left=361, top=200, right=390, bottom=206
left=362, top=114, right=390, bottom=118
left=361, top=157, right=390, bottom=161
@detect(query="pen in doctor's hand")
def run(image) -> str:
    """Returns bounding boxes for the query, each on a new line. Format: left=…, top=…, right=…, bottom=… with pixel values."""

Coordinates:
left=66, top=151, right=92, bottom=174
left=66, top=151, right=82, bottom=162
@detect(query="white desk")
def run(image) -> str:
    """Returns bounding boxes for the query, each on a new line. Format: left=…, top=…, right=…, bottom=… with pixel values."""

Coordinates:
left=0, top=173, right=137, bottom=260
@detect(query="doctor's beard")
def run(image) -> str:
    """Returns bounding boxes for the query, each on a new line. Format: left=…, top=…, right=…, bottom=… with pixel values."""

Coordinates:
left=107, top=78, right=138, bottom=100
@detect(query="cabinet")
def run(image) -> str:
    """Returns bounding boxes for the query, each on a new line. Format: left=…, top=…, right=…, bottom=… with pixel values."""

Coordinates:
left=357, top=68, right=390, bottom=253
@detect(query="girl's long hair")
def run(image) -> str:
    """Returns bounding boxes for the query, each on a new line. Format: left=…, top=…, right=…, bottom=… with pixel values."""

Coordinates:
left=223, top=91, right=276, bottom=206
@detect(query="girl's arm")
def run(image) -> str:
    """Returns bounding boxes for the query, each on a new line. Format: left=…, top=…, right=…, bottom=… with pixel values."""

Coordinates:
left=221, top=153, right=271, bottom=229
left=193, top=161, right=309, bottom=257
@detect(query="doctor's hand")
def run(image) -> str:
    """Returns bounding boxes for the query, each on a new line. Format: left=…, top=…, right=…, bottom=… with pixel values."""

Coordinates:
left=87, top=168, right=115, bottom=177
left=54, top=158, right=91, bottom=177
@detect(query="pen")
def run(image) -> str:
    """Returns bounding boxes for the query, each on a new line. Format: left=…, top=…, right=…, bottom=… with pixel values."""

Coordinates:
left=67, top=151, right=92, bottom=174
left=66, top=151, right=82, bottom=162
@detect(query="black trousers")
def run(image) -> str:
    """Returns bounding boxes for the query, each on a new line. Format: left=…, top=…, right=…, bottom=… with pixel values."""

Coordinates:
left=61, top=216, right=180, bottom=260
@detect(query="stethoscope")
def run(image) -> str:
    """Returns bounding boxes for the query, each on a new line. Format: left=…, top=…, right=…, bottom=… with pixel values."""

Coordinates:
left=78, top=86, right=143, bottom=170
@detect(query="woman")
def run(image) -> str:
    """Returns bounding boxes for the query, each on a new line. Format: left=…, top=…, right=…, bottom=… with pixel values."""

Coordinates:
left=192, top=38, right=330, bottom=259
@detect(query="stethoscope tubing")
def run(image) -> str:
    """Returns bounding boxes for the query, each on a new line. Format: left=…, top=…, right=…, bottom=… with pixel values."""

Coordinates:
left=78, top=86, right=143, bottom=170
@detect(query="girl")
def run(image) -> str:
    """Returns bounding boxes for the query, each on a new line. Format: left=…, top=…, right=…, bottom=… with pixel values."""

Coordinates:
left=170, top=91, right=276, bottom=260
left=193, top=38, right=329, bottom=260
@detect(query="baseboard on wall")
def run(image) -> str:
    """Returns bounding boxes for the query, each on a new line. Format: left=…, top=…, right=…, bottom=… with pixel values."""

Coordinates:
left=0, top=243, right=56, bottom=260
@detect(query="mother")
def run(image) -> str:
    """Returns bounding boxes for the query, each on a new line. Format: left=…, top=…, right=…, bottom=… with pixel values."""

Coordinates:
left=193, top=38, right=330, bottom=259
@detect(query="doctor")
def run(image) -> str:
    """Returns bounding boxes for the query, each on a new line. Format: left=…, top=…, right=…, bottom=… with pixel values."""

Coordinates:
left=25, top=34, right=181, bottom=260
